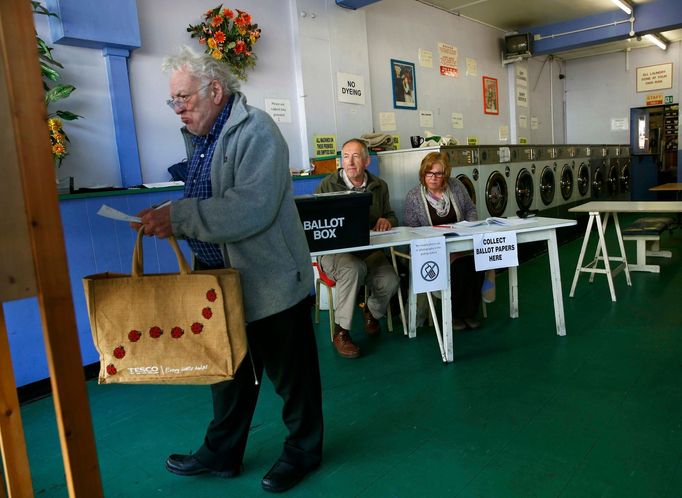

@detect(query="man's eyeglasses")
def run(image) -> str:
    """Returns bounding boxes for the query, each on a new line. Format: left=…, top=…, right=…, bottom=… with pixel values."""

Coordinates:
left=425, top=171, right=445, bottom=178
left=166, top=83, right=211, bottom=110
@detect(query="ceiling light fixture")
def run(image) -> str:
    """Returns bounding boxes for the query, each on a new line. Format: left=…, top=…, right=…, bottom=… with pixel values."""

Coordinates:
left=645, top=33, right=668, bottom=50
left=609, top=0, right=632, bottom=15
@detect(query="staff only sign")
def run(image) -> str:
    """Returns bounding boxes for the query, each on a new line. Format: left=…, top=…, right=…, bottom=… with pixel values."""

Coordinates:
left=473, top=232, right=519, bottom=270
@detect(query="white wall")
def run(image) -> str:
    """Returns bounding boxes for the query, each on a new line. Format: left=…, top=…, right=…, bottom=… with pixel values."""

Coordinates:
left=37, top=0, right=306, bottom=186
left=565, top=42, right=681, bottom=143
left=37, top=0, right=571, bottom=188
left=364, top=0, right=511, bottom=146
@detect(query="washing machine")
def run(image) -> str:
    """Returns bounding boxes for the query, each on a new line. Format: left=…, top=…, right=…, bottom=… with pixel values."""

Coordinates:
left=536, top=145, right=561, bottom=213
left=509, top=145, right=539, bottom=216
left=591, top=146, right=608, bottom=200
left=617, top=145, right=631, bottom=200
left=478, top=146, right=513, bottom=218
left=573, top=145, right=592, bottom=204
left=443, top=145, right=481, bottom=218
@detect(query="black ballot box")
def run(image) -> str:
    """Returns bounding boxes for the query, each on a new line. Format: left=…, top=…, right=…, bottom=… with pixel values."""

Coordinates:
left=295, top=191, right=372, bottom=252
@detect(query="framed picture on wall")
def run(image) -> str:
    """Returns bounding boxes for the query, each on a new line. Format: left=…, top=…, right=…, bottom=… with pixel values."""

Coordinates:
left=391, top=59, right=417, bottom=110
left=482, top=76, right=499, bottom=115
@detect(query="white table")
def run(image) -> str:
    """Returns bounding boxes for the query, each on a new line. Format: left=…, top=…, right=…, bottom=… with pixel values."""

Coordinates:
left=568, top=201, right=682, bottom=301
left=312, top=216, right=577, bottom=362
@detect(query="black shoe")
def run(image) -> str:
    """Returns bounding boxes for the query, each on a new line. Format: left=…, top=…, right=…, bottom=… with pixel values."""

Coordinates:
left=261, top=460, right=316, bottom=493
left=165, top=453, right=242, bottom=478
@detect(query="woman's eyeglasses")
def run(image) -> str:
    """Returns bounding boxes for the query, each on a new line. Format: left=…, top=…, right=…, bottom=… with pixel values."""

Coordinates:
left=425, top=171, right=445, bottom=178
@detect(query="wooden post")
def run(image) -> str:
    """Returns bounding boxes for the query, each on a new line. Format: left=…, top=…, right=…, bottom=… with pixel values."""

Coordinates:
left=0, top=2, right=103, bottom=496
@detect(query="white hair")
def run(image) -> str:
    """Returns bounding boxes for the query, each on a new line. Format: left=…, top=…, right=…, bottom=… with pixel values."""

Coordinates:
left=162, top=45, right=240, bottom=96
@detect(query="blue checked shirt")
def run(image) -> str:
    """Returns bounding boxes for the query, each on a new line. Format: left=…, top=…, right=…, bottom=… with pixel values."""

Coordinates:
left=183, top=96, right=234, bottom=267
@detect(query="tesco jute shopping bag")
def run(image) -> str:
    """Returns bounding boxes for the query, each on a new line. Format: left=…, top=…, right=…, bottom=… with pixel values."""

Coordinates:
left=83, top=229, right=247, bottom=384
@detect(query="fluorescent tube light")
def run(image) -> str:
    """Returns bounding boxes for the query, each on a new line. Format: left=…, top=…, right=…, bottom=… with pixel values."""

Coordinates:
left=609, top=0, right=632, bottom=15
left=645, top=33, right=668, bottom=50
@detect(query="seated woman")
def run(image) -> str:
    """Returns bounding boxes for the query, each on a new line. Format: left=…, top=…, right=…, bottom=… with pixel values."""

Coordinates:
left=403, top=151, right=485, bottom=330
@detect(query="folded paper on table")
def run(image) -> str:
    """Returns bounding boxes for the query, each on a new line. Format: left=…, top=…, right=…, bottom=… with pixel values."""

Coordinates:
left=82, top=229, right=247, bottom=384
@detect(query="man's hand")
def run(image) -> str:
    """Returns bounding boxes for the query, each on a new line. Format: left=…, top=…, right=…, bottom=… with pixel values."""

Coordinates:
left=129, top=206, right=173, bottom=238
left=373, top=217, right=393, bottom=231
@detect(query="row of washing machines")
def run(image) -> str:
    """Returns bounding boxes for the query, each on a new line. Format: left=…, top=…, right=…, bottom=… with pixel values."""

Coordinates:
left=442, top=144, right=631, bottom=219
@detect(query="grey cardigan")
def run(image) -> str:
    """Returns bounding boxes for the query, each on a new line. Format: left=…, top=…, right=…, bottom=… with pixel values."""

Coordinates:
left=403, top=178, right=478, bottom=227
left=171, top=92, right=313, bottom=322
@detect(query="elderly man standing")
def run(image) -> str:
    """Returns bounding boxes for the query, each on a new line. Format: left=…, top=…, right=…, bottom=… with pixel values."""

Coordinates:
left=315, top=139, right=400, bottom=359
left=133, top=46, right=323, bottom=493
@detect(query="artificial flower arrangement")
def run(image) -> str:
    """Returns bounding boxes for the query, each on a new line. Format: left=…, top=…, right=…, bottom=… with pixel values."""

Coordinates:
left=187, top=5, right=261, bottom=81
left=33, top=1, right=81, bottom=167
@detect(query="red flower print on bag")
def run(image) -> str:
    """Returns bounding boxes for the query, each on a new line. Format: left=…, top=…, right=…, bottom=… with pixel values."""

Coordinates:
left=191, top=322, right=204, bottom=334
left=113, top=345, right=126, bottom=359
left=149, top=326, right=163, bottom=338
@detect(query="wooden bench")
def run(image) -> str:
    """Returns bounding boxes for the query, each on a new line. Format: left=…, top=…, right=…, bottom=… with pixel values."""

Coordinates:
left=622, top=217, right=673, bottom=273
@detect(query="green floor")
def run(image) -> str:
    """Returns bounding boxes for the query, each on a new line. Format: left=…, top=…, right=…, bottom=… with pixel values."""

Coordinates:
left=16, top=217, right=682, bottom=497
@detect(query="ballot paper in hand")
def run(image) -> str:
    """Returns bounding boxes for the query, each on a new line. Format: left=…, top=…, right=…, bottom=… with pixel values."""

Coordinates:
left=97, top=204, right=141, bottom=223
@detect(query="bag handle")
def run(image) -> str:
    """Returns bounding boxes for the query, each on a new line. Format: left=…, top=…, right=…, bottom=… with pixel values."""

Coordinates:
left=132, top=227, right=191, bottom=276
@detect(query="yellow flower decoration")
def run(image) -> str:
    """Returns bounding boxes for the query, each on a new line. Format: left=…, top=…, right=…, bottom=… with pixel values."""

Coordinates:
left=211, top=50, right=223, bottom=60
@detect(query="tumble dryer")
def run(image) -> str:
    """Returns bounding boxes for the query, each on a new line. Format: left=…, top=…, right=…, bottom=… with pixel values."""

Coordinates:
left=617, top=145, right=631, bottom=200
left=478, top=146, right=513, bottom=218
left=574, top=145, right=592, bottom=204
left=591, top=146, right=608, bottom=200
left=536, top=146, right=561, bottom=213
left=605, top=145, right=621, bottom=200
left=556, top=146, right=577, bottom=208
left=443, top=146, right=481, bottom=218
left=509, top=145, right=538, bottom=216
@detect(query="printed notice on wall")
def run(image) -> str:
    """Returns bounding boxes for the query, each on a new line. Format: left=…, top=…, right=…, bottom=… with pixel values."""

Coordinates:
left=473, top=232, right=519, bottom=271
left=392, top=135, right=401, bottom=149
left=418, top=49, right=433, bottom=68
left=336, top=72, right=365, bottom=104
left=519, top=137, right=528, bottom=144
left=467, top=136, right=479, bottom=145
left=531, top=117, right=539, bottom=130
left=438, top=42, right=458, bottom=78
left=518, top=115, right=528, bottom=129
left=499, top=125, right=509, bottom=141
left=636, top=63, right=673, bottom=93
left=419, top=110, right=434, bottom=128
left=611, top=118, right=628, bottom=131
left=410, top=237, right=447, bottom=293
left=314, top=135, right=337, bottom=157
left=379, top=112, right=397, bottom=131
left=516, top=87, right=528, bottom=108
left=451, top=112, right=464, bottom=129
left=264, top=98, right=291, bottom=123
left=515, top=65, right=528, bottom=86
left=466, top=57, right=477, bottom=76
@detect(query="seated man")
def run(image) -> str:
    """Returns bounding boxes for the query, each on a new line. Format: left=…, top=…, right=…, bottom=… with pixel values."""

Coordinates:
left=315, top=138, right=400, bottom=359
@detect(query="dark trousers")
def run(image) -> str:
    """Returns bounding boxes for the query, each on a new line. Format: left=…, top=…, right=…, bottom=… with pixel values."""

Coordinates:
left=451, top=255, right=485, bottom=319
left=194, top=297, right=323, bottom=472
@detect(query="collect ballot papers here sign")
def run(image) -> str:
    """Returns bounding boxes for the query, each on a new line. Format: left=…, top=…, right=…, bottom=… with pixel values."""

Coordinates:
left=473, top=232, right=519, bottom=271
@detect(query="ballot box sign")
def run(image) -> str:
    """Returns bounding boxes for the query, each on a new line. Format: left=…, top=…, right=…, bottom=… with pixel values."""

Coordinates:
left=295, top=192, right=371, bottom=252
left=473, top=232, right=519, bottom=271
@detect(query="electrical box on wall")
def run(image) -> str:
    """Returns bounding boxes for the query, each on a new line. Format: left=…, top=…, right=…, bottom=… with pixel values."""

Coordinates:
left=335, top=0, right=382, bottom=9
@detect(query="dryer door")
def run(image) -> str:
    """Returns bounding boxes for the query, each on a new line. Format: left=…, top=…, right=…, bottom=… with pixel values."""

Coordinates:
left=484, top=171, right=507, bottom=217
left=577, top=161, right=590, bottom=197
left=515, top=168, right=534, bottom=213
left=456, top=173, right=477, bottom=205
left=539, top=165, right=556, bottom=207
left=559, top=163, right=574, bottom=201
